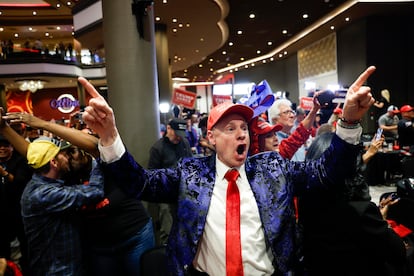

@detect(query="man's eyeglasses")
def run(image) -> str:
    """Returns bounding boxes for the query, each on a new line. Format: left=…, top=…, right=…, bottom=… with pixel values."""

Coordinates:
left=279, top=110, right=296, bottom=116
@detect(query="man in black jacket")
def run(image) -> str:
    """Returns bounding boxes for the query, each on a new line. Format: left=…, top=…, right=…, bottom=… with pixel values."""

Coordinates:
left=148, top=118, right=192, bottom=245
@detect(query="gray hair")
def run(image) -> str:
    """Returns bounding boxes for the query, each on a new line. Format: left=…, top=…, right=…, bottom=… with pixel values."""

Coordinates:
left=268, top=98, right=292, bottom=125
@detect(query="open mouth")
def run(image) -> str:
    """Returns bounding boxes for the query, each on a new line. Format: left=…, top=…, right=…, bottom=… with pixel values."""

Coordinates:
left=237, top=144, right=245, bottom=155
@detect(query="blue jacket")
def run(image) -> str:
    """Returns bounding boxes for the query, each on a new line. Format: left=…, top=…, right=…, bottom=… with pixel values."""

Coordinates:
left=105, top=134, right=358, bottom=275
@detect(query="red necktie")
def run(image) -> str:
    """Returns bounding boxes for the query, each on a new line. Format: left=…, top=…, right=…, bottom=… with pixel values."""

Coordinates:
left=225, top=169, right=243, bottom=276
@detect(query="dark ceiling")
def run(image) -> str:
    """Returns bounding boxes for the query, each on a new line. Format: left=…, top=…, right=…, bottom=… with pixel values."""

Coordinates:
left=0, top=0, right=413, bottom=87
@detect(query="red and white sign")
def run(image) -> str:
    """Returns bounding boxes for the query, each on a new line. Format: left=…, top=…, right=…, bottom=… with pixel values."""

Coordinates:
left=212, top=94, right=232, bottom=106
left=172, top=88, right=197, bottom=109
left=299, top=97, right=314, bottom=111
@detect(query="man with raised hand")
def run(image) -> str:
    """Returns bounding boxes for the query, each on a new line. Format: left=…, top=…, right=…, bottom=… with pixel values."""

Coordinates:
left=79, top=66, right=376, bottom=275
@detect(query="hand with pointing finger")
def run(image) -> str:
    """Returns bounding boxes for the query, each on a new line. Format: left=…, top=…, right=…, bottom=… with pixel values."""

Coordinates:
left=342, top=66, right=376, bottom=122
left=78, top=77, right=119, bottom=146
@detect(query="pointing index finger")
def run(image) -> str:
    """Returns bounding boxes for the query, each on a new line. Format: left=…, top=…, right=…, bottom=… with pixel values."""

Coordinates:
left=349, top=66, right=376, bottom=91
left=78, top=77, right=102, bottom=99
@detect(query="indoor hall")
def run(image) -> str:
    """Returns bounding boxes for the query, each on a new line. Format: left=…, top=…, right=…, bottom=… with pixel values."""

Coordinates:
left=0, top=0, right=413, bottom=275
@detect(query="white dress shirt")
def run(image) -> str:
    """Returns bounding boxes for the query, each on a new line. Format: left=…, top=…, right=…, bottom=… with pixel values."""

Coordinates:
left=193, top=159, right=274, bottom=275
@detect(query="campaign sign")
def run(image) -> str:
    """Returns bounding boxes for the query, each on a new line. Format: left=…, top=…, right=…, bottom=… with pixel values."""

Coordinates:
left=300, top=97, right=314, bottom=111
left=212, top=94, right=232, bottom=106
left=172, top=88, right=197, bottom=109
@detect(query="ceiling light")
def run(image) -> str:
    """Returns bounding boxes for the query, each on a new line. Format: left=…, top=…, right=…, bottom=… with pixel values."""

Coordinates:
left=17, top=80, right=46, bottom=93
left=249, top=14, right=255, bottom=19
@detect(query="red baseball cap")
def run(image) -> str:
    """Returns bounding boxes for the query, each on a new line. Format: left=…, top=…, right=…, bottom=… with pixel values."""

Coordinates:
left=400, top=105, right=414, bottom=113
left=207, top=102, right=254, bottom=130
left=253, top=119, right=282, bottom=135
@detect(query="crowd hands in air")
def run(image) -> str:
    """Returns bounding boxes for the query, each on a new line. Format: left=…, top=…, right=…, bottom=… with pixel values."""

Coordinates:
left=1, top=65, right=414, bottom=275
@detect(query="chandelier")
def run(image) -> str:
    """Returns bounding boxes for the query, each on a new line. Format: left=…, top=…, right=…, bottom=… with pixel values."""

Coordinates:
left=17, top=80, right=46, bottom=93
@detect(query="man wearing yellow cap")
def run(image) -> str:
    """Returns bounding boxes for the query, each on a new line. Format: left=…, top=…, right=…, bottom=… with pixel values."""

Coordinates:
left=0, top=122, right=105, bottom=276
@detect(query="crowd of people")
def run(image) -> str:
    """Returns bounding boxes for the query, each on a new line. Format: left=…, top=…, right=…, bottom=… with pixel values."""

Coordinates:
left=0, top=66, right=414, bottom=275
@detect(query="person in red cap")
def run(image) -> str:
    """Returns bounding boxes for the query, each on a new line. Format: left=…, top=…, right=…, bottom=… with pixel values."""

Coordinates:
left=249, top=95, right=321, bottom=158
left=79, top=66, right=380, bottom=275
left=378, top=105, right=400, bottom=143
left=398, top=104, right=414, bottom=151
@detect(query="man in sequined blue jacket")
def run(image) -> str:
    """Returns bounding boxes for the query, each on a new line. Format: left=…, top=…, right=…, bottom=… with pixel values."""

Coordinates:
left=79, top=66, right=377, bottom=275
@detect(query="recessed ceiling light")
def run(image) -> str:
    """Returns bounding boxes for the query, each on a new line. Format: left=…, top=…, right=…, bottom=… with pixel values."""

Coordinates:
left=172, top=28, right=177, bottom=32
left=172, top=18, right=177, bottom=23
left=267, top=41, right=273, bottom=46
left=14, top=33, right=18, bottom=37
left=32, top=11, right=37, bottom=15
left=256, top=50, right=261, bottom=54
left=345, top=17, right=350, bottom=21
left=330, top=25, right=335, bottom=30
left=282, top=29, right=288, bottom=34
left=302, top=14, right=309, bottom=19
left=155, top=16, right=161, bottom=21
left=237, top=30, right=243, bottom=35
left=249, top=13, right=255, bottom=19
left=222, top=51, right=227, bottom=55
left=0, top=28, right=3, bottom=32
left=228, top=42, right=233, bottom=46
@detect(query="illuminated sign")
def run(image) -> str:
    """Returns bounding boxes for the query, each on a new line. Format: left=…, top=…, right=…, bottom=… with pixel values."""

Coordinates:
left=50, top=94, right=79, bottom=113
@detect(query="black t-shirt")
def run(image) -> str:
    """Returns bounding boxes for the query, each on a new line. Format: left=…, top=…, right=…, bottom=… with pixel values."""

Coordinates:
left=81, top=173, right=150, bottom=246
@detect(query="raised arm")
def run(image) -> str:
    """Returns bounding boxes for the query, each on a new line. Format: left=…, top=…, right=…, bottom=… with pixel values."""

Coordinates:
left=0, top=108, right=30, bottom=157
left=4, top=112, right=100, bottom=158
left=300, top=94, right=321, bottom=130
